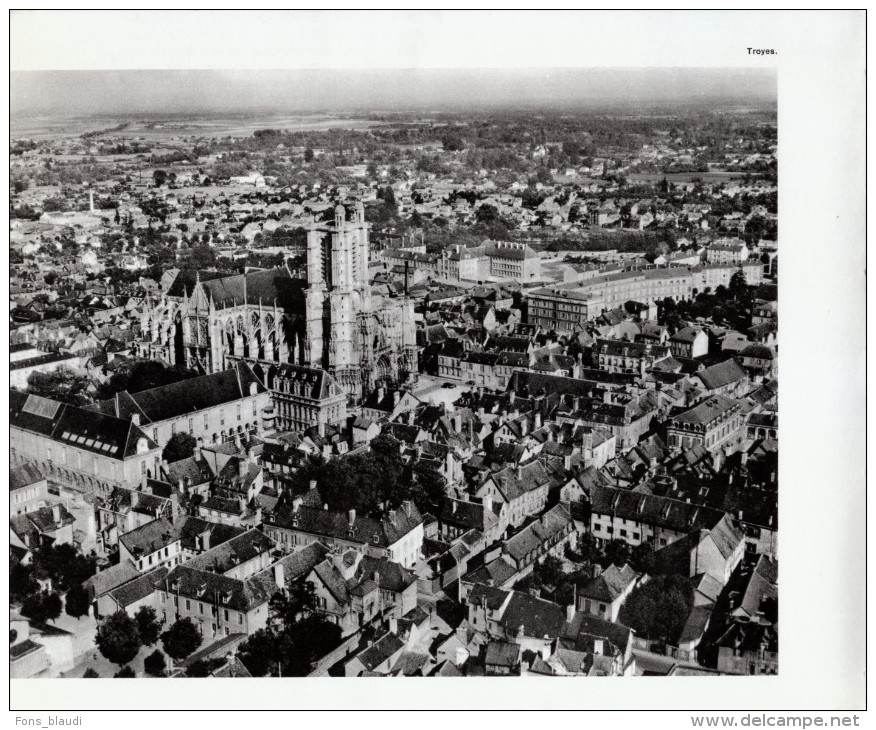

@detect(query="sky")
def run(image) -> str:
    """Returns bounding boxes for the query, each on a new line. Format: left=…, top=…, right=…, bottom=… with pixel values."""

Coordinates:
left=10, top=68, right=777, bottom=118
left=10, top=11, right=777, bottom=118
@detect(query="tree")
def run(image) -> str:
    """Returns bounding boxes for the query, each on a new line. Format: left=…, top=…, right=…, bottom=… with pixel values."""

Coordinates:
left=304, top=147, right=315, bottom=163
left=162, top=432, right=197, bottom=463
left=134, top=606, right=161, bottom=646
left=95, top=611, right=142, bottom=667
left=10, top=563, right=39, bottom=602
left=113, top=665, right=136, bottom=678
left=185, top=658, right=223, bottom=677
left=82, top=668, right=100, bottom=678
left=64, top=583, right=91, bottom=620
left=143, top=649, right=167, bottom=677
left=152, top=170, right=168, bottom=187
left=618, top=574, right=694, bottom=643
left=161, top=618, right=202, bottom=662
left=22, top=591, right=61, bottom=623
left=236, top=629, right=278, bottom=677
left=729, top=269, right=748, bottom=299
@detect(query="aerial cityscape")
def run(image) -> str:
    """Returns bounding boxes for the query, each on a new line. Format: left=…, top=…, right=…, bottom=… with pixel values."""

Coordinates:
left=10, top=67, right=778, bottom=679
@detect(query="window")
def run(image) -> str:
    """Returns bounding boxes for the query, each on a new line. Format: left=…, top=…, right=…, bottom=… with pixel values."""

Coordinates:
left=153, top=429, right=159, bottom=442
left=199, top=603, right=204, bottom=614
left=204, top=413, right=209, bottom=429
left=171, top=422, right=177, bottom=436
left=224, top=609, right=229, bottom=621
left=185, top=599, right=191, bottom=610
left=620, top=529, right=627, bottom=538
left=606, top=526, right=613, bottom=534
left=237, top=405, right=242, bottom=422
left=189, top=418, right=194, bottom=433
left=238, top=614, right=243, bottom=625
left=599, top=603, right=606, bottom=614
left=224, top=627, right=230, bottom=636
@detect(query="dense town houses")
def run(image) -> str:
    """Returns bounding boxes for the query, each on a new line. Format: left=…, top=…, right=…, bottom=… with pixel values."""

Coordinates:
left=10, top=103, right=778, bottom=679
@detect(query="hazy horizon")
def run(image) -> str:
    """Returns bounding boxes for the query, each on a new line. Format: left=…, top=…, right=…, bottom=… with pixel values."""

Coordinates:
left=11, top=68, right=776, bottom=120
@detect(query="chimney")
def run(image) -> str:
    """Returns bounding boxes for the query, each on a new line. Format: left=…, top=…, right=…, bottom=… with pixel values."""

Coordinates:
left=193, top=439, right=202, bottom=462
left=564, top=455, right=572, bottom=471
left=318, top=420, right=326, bottom=438
left=452, top=500, right=458, bottom=514
left=292, top=497, right=303, bottom=513
left=274, top=562, right=285, bottom=589
left=238, top=459, right=248, bottom=478
left=131, top=413, right=141, bottom=426
left=517, top=465, right=524, bottom=480
left=377, top=385, right=386, bottom=403
left=348, top=509, right=356, bottom=529
left=247, top=447, right=256, bottom=464
left=141, top=471, right=148, bottom=490
left=52, top=504, right=61, bottom=524
left=534, top=412, right=542, bottom=429
left=200, top=529, right=211, bottom=552
left=238, top=495, right=247, bottom=513
left=566, top=603, right=576, bottom=623
left=483, top=495, right=492, bottom=513
left=393, top=391, right=401, bottom=407
left=407, top=410, right=415, bottom=426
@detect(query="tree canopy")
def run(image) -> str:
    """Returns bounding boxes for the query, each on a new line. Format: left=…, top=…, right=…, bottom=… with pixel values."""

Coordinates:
left=161, top=618, right=202, bottom=662
left=618, top=574, right=694, bottom=643
left=162, top=432, right=197, bottom=463
left=237, top=580, right=342, bottom=677
left=96, top=611, right=142, bottom=667
left=135, top=606, right=162, bottom=646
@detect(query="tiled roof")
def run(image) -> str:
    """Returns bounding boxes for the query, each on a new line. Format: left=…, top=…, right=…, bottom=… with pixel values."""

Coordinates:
left=485, top=461, right=550, bottom=503
left=184, top=528, right=275, bottom=575
left=580, top=563, right=639, bottom=603
left=670, top=394, right=740, bottom=427
left=119, top=517, right=178, bottom=557
left=91, top=361, right=266, bottom=425
left=694, top=359, right=747, bottom=391
left=590, top=485, right=729, bottom=536
left=503, top=504, right=572, bottom=564
left=107, top=567, right=168, bottom=608
left=10, top=462, right=45, bottom=491
left=354, top=632, right=405, bottom=672
left=11, top=389, right=158, bottom=461
left=265, top=500, right=422, bottom=549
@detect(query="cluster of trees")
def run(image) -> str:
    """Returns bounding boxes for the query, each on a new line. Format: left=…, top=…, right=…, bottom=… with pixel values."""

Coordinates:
left=94, top=609, right=201, bottom=677
left=618, top=574, right=694, bottom=644
left=659, top=270, right=753, bottom=332
left=292, top=433, right=446, bottom=515
left=94, top=359, right=199, bottom=400
left=11, top=544, right=99, bottom=623
left=237, top=581, right=342, bottom=677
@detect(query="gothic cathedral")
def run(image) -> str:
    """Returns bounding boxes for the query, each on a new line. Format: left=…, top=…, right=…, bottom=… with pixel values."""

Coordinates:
left=138, top=203, right=417, bottom=403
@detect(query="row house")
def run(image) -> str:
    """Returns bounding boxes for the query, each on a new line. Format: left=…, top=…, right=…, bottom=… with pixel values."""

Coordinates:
left=589, top=484, right=731, bottom=551
left=87, top=361, right=272, bottom=450
left=10, top=390, right=162, bottom=494
left=263, top=497, right=424, bottom=570
left=474, top=461, right=550, bottom=529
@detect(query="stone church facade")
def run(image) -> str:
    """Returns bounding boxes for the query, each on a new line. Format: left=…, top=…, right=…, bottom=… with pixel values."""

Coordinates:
left=138, top=203, right=416, bottom=403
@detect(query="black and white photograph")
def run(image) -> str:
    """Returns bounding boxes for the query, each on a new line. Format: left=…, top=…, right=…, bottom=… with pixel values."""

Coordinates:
left=7, top=9, right=865, bottom=718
